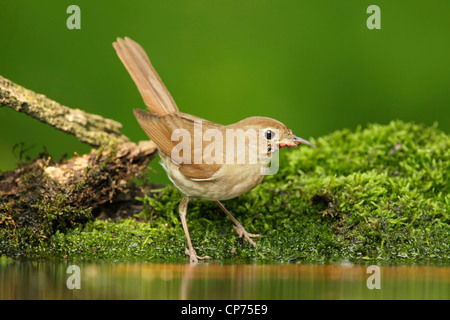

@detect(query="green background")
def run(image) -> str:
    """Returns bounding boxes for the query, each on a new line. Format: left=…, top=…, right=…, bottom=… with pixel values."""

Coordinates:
left=1, top=1, right=449, bottom=184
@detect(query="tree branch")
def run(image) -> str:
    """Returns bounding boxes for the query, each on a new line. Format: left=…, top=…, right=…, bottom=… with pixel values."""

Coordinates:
left=0, top=75, right=129, bottom=147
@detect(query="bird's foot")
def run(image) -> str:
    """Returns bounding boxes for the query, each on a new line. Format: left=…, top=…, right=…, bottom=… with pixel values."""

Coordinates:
left=232, top=225, right=260, bottom=248
left=185, top=248, right=211, bottom=264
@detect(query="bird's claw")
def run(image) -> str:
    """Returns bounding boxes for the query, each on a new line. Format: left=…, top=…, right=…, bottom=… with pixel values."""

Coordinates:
left=185, top=248, right=211, bottom=264
left=232, top=225, right=260, bottom=248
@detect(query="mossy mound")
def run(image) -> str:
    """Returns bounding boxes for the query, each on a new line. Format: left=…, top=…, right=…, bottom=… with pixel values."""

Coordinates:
left=2, top=121, right=449, bottom=263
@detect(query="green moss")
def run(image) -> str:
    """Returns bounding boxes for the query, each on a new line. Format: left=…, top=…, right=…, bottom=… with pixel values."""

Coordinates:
left=4, top=121, right=450, bottom=262
left=0, top=166, right=93, bottom=257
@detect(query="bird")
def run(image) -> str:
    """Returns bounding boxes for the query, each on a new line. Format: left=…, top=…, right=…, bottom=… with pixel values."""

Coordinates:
left=113, top=37, right=315, bottom=263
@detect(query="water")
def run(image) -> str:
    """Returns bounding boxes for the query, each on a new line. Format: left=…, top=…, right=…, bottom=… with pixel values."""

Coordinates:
left=1, top=261, right=448, bottom=299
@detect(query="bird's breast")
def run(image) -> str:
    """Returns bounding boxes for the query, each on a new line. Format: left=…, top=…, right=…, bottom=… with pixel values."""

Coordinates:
left=160, top=153, right=267, bottom=201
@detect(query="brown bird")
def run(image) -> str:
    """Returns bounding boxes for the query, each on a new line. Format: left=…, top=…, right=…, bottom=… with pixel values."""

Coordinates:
left=113, top=37, right=315, bottom=263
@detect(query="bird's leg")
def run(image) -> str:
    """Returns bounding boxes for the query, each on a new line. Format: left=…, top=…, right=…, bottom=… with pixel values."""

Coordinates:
left=215, top=201, right=260, bottom=248
left=179, top=195, right=210, bottom=264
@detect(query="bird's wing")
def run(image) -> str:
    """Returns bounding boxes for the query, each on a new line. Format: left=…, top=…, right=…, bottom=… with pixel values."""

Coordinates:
left=113, top=37, right=179, bottom=115
left=133, top=109, right=223, bottom=180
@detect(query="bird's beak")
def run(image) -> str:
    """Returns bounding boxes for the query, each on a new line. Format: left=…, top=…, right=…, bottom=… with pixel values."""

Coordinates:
left=278, top=136, right=316, bottom=148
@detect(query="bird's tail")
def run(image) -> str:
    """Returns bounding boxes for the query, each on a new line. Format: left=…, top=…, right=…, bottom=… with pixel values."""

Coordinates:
left=113, top=37, right=179, bottom=115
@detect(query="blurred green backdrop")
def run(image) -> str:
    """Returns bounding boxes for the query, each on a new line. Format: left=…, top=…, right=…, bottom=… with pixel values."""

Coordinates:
left=1, top=1, right=449, bottom=184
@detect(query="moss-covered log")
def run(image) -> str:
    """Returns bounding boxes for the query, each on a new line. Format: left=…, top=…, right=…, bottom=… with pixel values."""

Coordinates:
left=0, top=75, right=158, bottom=257
left=0, top=141, right=157, bottom=256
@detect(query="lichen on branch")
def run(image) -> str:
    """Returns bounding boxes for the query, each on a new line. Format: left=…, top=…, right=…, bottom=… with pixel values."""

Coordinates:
left=0, top=75, right=129, bottom=147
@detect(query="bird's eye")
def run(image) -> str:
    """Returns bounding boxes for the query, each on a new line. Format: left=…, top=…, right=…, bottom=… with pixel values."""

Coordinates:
left=265, top=129, right=273, bottom=140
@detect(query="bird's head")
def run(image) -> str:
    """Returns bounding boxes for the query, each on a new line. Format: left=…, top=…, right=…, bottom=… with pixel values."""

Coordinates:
left=233, top=116, right=316, bottom=157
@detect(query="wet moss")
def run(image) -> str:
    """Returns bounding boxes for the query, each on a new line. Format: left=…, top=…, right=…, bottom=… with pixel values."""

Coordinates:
left=2, top=121, right=449, bottom=263
left=0, top=161, right=93, bottom=257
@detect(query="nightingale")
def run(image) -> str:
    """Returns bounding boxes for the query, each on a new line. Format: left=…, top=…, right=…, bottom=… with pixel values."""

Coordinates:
left=113, top=37, right=315, bottom=263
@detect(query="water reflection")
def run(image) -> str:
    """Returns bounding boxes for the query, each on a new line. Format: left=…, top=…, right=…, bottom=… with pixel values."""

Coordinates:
left=0, top=261, right=448, bottom=299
